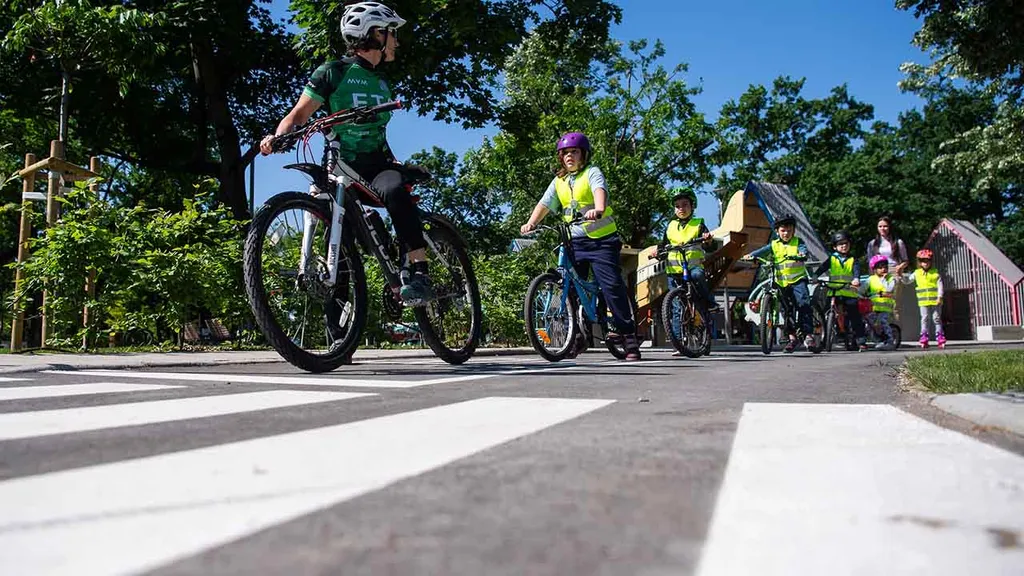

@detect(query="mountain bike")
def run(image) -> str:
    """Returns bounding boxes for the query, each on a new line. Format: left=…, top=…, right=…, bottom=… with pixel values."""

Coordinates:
left=750, top=255, right=822, bottom=355
left=522, top=219, right=635, bottom=362
left=657, top=240, right=712, bottom=358
left=244, top=100, right=482, bottom=372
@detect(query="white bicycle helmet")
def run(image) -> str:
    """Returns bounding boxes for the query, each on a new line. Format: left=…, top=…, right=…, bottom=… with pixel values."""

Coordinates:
left=341, top=2, right=407, bottom=45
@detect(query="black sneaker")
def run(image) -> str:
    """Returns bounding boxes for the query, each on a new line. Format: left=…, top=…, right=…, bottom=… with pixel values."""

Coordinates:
left=623, top=334, right=641, bottom=361
left=400, top=272, right=434, bottom=306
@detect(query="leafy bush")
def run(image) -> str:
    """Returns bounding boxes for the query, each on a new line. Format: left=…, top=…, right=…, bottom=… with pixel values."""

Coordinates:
left=11, top=180, right=249, bottom=348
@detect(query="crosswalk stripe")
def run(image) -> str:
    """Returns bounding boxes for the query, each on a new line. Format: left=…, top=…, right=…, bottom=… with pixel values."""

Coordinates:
left=0, top=377, right=31, bottom=382
left=0, top=396, right=613, bottom=576
left=0, top=390, right=372, bottom=441
left=696, top=403, right=1024, bottom=576
left=0, top=382, right=184, bottom=401
left=46, top=369, right=496, bottom=389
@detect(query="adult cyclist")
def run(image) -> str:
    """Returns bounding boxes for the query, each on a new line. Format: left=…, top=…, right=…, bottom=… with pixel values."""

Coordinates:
left=259, top=2, right=433, bottom=304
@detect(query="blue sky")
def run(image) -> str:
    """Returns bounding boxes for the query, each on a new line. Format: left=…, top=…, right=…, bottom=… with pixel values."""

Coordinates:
left=255, top=0, right=927, bottom=227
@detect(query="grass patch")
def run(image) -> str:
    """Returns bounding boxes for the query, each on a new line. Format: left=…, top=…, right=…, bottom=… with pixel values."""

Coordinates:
left=902, top=350, right=1024, bottom=394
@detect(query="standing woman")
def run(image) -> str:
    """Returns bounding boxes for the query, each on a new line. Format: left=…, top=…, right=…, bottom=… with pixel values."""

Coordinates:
left=866, top=216, right=909, bottom=318
left=865, top=216, right=909, bottom=274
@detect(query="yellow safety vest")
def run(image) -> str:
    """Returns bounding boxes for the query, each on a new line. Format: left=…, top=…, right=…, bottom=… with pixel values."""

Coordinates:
left=828, top=254, right=858, bottom=298
left=770, top=238, right=807, bottom=287
left=913, top=268, right=940, bottom=307
left=553, top=166, right=617, bottom=239
left=868, top=275, right=894, bottom=314
left=665, top=217, right=705, bottom=274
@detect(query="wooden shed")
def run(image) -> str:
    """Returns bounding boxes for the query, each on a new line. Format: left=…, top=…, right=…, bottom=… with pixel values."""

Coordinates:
left=918, top=218, right=1024, bottom=340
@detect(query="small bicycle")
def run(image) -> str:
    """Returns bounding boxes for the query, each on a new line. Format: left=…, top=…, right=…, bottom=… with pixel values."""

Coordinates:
left=244, top=100, right=483, bottom=372
left=811, top=276, right=858, bottom=352
left=522, top=218, right=635, bottom=362
left=657, top=240, right=712, bottom=358
left=858, top=293, right=903, bottom=349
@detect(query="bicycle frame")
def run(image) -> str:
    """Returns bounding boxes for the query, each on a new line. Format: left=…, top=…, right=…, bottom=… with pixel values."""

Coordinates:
left=554, top=229, right=602, bottom=325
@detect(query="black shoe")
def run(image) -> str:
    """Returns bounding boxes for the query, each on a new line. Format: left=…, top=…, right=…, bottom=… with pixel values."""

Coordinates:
left=622, top=334, right=641, bottom=361
left=400, top=272, right=434, bottom=306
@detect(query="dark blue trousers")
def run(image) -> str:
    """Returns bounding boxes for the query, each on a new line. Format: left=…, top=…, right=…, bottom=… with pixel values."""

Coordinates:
left=571, top=236, right=636, bottom=334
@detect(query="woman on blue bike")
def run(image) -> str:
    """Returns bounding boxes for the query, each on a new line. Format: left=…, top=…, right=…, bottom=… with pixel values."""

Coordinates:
left=520, top=132, right=641, bottom=361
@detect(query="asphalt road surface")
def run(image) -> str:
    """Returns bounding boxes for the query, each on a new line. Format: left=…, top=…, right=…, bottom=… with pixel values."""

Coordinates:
left=1, top=346, right=1022, bottom=575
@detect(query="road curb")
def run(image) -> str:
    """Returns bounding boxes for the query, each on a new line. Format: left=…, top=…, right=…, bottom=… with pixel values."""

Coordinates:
left=930, top=393, right=1024, bottom=437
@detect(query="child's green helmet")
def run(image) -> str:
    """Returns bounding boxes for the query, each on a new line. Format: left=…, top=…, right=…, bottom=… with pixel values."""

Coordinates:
left=671, top=187, right=697, bottom=209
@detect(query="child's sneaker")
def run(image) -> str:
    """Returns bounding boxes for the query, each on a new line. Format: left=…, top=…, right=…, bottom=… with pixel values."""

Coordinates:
left=803, top=334, right=817, bottom=351
left=783, top=337, right=797, bottom=354
left=937, top=334, right=947, bottom=349
left=919, top=334, right=930, bottom=349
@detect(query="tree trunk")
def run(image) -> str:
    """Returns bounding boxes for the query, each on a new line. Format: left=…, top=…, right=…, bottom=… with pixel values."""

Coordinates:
left=190, top=35, right=250, bottom=220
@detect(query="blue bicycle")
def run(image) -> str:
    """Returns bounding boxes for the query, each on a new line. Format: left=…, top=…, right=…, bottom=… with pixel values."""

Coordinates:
left=522, top=219, right=633, bottom=362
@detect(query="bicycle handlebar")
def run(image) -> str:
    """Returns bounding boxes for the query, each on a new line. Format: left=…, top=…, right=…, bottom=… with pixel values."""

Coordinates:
left=269, top=100, right=404, bottom=152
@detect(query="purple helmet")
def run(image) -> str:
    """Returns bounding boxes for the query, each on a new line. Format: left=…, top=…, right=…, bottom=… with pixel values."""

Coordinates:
left=869, top=255, right=889, bottom=270
left=556, top=132, right=590, bottom=152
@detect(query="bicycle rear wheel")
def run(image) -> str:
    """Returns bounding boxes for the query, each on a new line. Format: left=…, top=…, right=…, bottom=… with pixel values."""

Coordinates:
left=413, top=215, right=483, bottom=365
left=243, top=192, right=367, bottom=373
left=661, top=286, right=710, bottom=358
left=524, top=272, right=580, bottom=362
left=759, top=291, right=776, bottom=355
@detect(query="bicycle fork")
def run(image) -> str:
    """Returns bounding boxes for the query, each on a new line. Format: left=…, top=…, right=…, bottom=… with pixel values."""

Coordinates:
left=299, top=183, right=346, bottom=288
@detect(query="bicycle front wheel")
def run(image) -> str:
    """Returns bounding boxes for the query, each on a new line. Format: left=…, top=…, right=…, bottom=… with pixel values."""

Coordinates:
left=413, top=215, right=483, bottom=365
left=759, top=291, right=776, bottom=355
left=661, top=286, right=710, bottom=358
left=243, top=192, right=367, bottom=373
left=524, top=272, right=580, bottom=362
left=824, top=308, right=837, bottom=352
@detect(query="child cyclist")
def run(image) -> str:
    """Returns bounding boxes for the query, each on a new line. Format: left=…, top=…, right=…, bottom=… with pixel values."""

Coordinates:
left=862, top=255, right=897, bottom=350
left=520, top=132, right=641, bottom=361
left=657, top=187, right=716, bottom=309
left=812, top=230, right=867, bottom=351
left=904, top=249, right=945, bottom=349
left=743, top=213, right=815, bottom=353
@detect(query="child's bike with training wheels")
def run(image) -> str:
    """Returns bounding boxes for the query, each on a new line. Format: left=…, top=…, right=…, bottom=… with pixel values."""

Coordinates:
left=749, top=255, right=823, bottom=355
left=657, top=240, right=712, bottom=358
left=857, top=295, right=903, bottom=350
left=522, top=218, right=637, bottom=362
left=244, top=100, right=483, bottom=372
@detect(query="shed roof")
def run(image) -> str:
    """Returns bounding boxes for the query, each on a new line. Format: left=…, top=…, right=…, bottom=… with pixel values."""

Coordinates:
left=935, top=219, right=1024, bottom=285
left=744, top=181, right=829, bottom=262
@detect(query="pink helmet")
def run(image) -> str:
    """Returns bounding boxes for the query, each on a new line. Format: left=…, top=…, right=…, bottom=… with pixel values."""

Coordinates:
left=869, top=255, right=889, bottom=270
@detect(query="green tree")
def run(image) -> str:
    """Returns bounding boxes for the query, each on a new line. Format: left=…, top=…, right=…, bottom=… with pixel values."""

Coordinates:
left=897, top=0, right=1023, bottom=263
left=714, top=76, right=874, bottom=195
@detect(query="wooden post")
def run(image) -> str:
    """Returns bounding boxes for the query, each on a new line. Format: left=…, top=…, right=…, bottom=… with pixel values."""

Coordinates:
left=10, top=154, right=37, bottom=351
left=40, top=140, right=64, bottom=346
left=82, top=156, right=101, bottom=349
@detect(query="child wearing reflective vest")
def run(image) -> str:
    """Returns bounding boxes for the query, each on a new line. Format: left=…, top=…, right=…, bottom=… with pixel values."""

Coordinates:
left=812, top=230, right=867, bottom=351
left=861, top=255, right=897, bottom=350
left=656, top=187, right=715, bottom=307
left=520, top=132, right=640, bottom=361
left=904, top=249, right=945, bottom=349
left=744, top=213, right=815, bottom=353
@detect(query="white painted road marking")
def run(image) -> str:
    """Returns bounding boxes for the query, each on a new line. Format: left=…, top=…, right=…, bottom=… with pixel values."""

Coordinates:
left=47, top=369, right=500, bottom=389
left=0, top=382, right=183, bottom=401
left=696, top=403, right=1024, bottom=576
left=0, top=396, right=614, bottom=576
left=0, top=377, right=31, bottom=382
left=0, top=390, right=372, bottom=441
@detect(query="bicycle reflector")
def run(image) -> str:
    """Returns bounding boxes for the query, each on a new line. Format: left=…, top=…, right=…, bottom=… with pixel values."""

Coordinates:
left=748, top=300, right=760, bottom=313
left=536, top=328, right=551, bottom=345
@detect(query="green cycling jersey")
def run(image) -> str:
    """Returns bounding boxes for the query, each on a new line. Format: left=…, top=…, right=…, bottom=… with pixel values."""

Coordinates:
left=302, top=56, right=393, bottom=162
